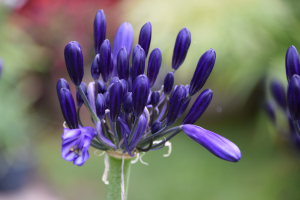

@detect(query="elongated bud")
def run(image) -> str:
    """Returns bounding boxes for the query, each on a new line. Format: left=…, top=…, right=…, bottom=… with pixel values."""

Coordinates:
left=120, top=79, right=128, bottom=97
left=64, top=41, right=84, bottom=86
left=117, top=47, right=129, bottom=80
left=164, top=72, right=174, bottom=95
left=96, top=94, right=105, bottom=119
left=172, top=27, right=191, bottom=70
left=151, top=121, right=162, bottom=134
left=97, top=80, right=106, bottom=94
left=109, top=81, right=123, bottom=122
left=182, top=89, right=213, bottom=124
left=265, top=102, right=276, bottom=124
left=59, top=88, right=78, bottom=129
left=99, top=39, right=111, bottom=83
left=91, top=54, right=100, bottom=80
left=76, top=82, right=87, bottom=107
left=56, top=78, right=70, bottom=99
left=178, top=85, right=191, bottom=118
left=286, top=45, right=300, bottom=82
left=131, top=45, right=146, bottom=81
left=132, top=75, right=149, bottom=117
left=182, top=125, right=241, bottom=162
left=287, top=75, right=300, bottom=121
left=104, top=91, right=110, bottom=109
left=189, top=49, right=216, bottom=96
left=270, top=79, right=286, bottom=110
left=147, top=48, right=162, bottom=88
left=166, top=85, right=186, bottom=126
left=150, top=91, right=160, bottom=107
left=138, top=22, right=152, bottom=57
left=123, top=92, right=132, bottom=113
left=94, top=10, right=106, bottom=54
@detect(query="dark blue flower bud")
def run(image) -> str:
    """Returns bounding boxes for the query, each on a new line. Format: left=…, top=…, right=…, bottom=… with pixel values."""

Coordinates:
left=128, top=76, right=133, bottom=92
left=59, top=88, right=78, bottom=129
left=91, top=54, right=100, bottom=80
left=109, top=81, right=123, bottom=122
left=99, top=39, right=111, bottom=83
left=151, top=121, right=162, bottom=134
left=117, top=47, right=129, bottom=80
left=56, top=78, right=70, bottom=99
left=97, top=80, right=106, bottom=94
left=131, top=45, right=146, bottom=81
left=270, top=79, right=286, bottom=110
left=138, top=22, right=152, bottom=57
left=120, top=79, right=128, bottom=97
left=150, top=91, right=160, bottom=107
left=94, top=10, right=106, bottom=54
left=104, top=91, right=110, bottom=109
left=189, top=49, right=216, bottom=96
left=132, top=75, right=150, bottom=117
left=164, top=72, right=174, bottom=95
left=123, top=92, right=132, bottom=113
left=265, top=102, right=276, bottom=124
left=147, top=48, right=162, bottom=88
left=172, top=27, right=191, bottom=70
left=96, top=93, right=105, bottom=119
left=64, top=41, right=84, bottom=86
left=166, top=85, right=186, bottom=126
left=286, top=45, right=300, bottom=82
left=287, top=75, right=300, bottom=121
left=182, top=89, right=213, bottom=125
left=76, top=82, right=87, bottom=107
left=178, top=85, right=191, bottom=118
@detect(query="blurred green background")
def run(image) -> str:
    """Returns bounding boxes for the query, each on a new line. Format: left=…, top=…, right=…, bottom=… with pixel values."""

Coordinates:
left=0, top=0, right=300, bottom=199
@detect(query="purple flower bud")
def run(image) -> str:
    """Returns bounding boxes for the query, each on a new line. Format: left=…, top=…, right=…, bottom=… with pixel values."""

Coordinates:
left=97, top=80, right=106, bottom=94
left=189, top=49, right=216, bottom=96
left=150, top=91, right=160, bottom=107
left=96, top=120, right=116, bottom=149
left=129, top=115, right=147, bottom=151
left=120, top=79, right=128, bottom=97
left=147, top=48, right=162, bottom=88
left=178, top=85, right=191, bottom=118
left=172, top=27, right=191, bottom=70
left=91, top=54, right=100, bottom=80
left=127, top=76, right=133, bottom=92
left=182, top=125, right=241, bottom=162
left=94, top=10, right=106, bottom=54
left=104, top=91, right=110, bottom=109
left=164, top=72, right=174, bottom=95
left=131, top=45, right=146, bottom=81
left=99, top=39, right=111, bottom=83
left=138, top=22, right=152, bottom=57
left=56, top=78, right=70, bottom=99
left=112, top=22, right=134, bottom=77
left=117, top=47, right=129, bottom=80
left=182, top=89, right=213, bottom=124
left=166, top=85, right=186, bottom=126
left=151, top=121, right=162, bottom=134
left=132, top=75, right=150, bottom=117
left=270, top=79, right=286, bottom=110
left=264, top=102, right=276, bottom=124
left=109, top=81, right=123, bottom=122
left=64, top=41, right=84, bottom=86
left=286, top=45, right=300, bottom=82
left=96, top=94, right=105, bottom=119
left=59, top=88, right=78, bottom=129
left=76, top=82, right=87, bottom=107
left=123, top=92, right=132, bottom=113
left=87, top=82, right=96, bottom=112
left=287, top=75, right=300, bottom=121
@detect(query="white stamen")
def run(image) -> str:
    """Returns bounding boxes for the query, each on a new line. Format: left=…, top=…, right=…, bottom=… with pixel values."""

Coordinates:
left=118, top=139, right=124, bottom=149
left=105, top=109, right=110, bottom=114
left=131, top=153, right=139, bottom=164
left=94, top=150, right=105, bottom=156
left=102, top=154, right=109, bottom=185
left=63, top=121, right=68, bottom=128
left=121, top=154, right=125, bottom=200
left=144, top=107, right=150, bottom=128
left=153, top=139, right=172, bottom=157
left=139, top=152, right=148, bottom=165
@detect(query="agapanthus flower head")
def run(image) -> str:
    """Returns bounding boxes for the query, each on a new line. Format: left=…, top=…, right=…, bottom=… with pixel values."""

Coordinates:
left=286, top=45, right=300, bottom=82
left=58, top=9, right=240, bottom=166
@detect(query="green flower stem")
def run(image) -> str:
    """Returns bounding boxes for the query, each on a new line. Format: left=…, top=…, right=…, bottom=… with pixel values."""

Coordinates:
left=76, top=85, right=98, bottom=121
left=107, top=153, right=133, bottom=200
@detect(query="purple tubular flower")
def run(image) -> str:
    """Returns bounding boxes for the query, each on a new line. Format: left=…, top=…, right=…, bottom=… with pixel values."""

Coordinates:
left=172, top=27, right=191, bottom=70
left=104, top=91, right=110, bottom=109
left=166, top=85, right=186, bottom=126
left=151, top=91, right=160, bottom=107
left=286, top=45, right=300, bottom=82
left=189, top=49, right=216, bottom=96
left=99, top=39, right=111, bottom=83
left=129, top=115, right=147, bottom=151
left=164, top=72, right=174, bottom=95
left=96, top=120, right=117, bottom=149
left=265, top=102, right=276, bottom=124
left=87, top=82, right=96, bottom=112
left=138, top=22, right=152, bottom=57
left=131, top=45, right=146, bottom=81
left=109, top=81, right=123, bottom=122
left=61, top=126, right=97, bottom=166
left=91, top=54, right=100, bottom=80
left=64, top=41, right=84, bottom=86
left=151, top=121, right=162, bottom=134
left=59, top=88, right=78, bottom=129
left=117, top=47, right=129, bottom=80
left=112, top=22, right=134, bottom=77
left=132, top=75, right=149, bottom=117
left=76, top=82, right=87, bottom=107
left=94, top=9, right=106, bottom=54
left=287, top=75, right=300, bottom=121
left=96, top=94, right=105, bottom=119
left=182, top=89, right=213, bottom=125
left=97, top=80, right=106, bottom=94
left=182, top=125, right=241, bottom=162
left=56, top=78, right=70, bottom=99
left=270, top=79, right=286, bottom=110
left=147, top=48, right=162, bottom=88
left=123, top=92, right=132, bottom=113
